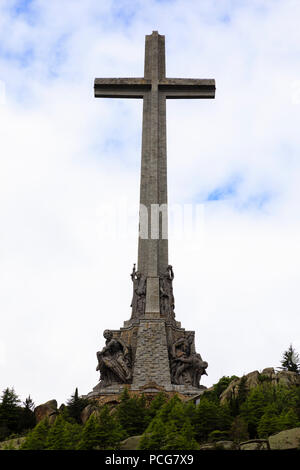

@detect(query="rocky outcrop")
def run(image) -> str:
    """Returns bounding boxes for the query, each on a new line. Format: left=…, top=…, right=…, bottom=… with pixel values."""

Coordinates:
left=199, top=441, right=238, bottom=450
left=240, top=439, right=269, bottom=450
left=120, top=435, right=143, bottom=450
left=80, top=404, right=100, bottom=424
left=269, top=427, right=300, bottom=450
left=220, top=368, right=300, bottom=404
left=34, top=399, right=58, bottom=424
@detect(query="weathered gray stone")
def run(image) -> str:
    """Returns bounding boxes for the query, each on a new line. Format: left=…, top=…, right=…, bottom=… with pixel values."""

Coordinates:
left=120, top=435, right=143, bottom=450
left=34, top=399, right=57, bottom=424
left=268, top=427, right=300, bottom=450
left=240, top=439, right=269, bottom=450
left=132, top=320, right=171, bottom=388
left=214, top=441, right=238, bottom=450
left=89, top=31, right=213, bottom=395
left=220, top=369, right=300, bottom=404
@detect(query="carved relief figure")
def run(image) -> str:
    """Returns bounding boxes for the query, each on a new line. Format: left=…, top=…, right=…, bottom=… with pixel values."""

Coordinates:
left=96, top=330, right=132, bottom=387
left=130, top=264, right=146, bottom=318
left=170, top=335, right=208, bottom=388
left=159, top=265, right=175, bottom=321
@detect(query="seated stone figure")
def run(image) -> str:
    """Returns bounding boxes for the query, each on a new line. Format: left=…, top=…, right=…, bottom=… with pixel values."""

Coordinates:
left=96, top=330, right=132, bottom=387
left=170, top=335, right=208, bottom=388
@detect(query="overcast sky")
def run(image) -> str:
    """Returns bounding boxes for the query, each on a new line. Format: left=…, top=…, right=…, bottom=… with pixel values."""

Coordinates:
left=0, top=0, right=300, bottom=406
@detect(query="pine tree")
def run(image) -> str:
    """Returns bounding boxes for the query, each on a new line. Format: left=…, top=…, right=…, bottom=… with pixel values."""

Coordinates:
left=0, top=387, right=22, bottom=439
left=192, top=398, right=222, bottom=442
left=240, top=383, right=274, bottom=438
left=20, top=395, right=36, bottom=431
left=279, top=344, right=300, bottom=373
left=63, top=421, right=82, bottom=450
left=77, top=406, right=125, bottom=450
left=77, top=414, right=100, bottom=450
left=116, top=389, right=148, bottom=436
left=21, top=419, right=50, bottom=450
left=257, top=405, right=281, bottom=438
left=66, top=388, right=89, bottom=424
left=139, top=395, right=199, bottom=450
left=229, top=416, right=249, bottom=443
left=46, top=415, right=69, bottom=450
left=278, top=408, right=300, bottom=431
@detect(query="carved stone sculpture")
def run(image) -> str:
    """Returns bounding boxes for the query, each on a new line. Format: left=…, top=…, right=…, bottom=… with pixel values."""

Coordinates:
left=96, top=330, right=132, bottom=387
left=170, top=335, right=208, bottom=388
left=159, top=265, right=175, bottom=321
left=130, top=264, right=146, bottom=318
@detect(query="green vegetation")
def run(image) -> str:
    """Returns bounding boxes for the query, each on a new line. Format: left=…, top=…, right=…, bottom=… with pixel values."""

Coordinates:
left=279, top=344, right=300, bottom=373
left=2, top=352, right=300, bottom=450
left=0, top=388, right=35, bottom=441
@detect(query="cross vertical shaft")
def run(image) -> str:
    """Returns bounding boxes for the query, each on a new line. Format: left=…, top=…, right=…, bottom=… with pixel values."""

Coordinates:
left=138, top=31, right=168, bottom=281
left=94, top=31, right=215, bottom=320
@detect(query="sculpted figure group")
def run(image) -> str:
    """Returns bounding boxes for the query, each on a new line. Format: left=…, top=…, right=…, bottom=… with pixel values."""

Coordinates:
left=130, top=263, right=175, bottom=322
left=170, top=334, right=208, bottom=387
left=96, top=264, right=207, bottom=389
left=96, top=330, right=132, bottom=387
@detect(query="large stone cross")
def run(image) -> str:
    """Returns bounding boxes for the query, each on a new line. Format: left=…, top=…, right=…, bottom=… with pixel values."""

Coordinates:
left=95, top=31, right=215, bottom=318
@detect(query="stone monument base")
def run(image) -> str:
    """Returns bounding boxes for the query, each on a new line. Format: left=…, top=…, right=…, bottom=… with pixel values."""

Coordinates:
left=85, top=382, right=206, bottom=407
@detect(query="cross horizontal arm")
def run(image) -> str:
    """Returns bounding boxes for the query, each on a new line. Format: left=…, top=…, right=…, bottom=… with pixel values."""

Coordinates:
left=94, top=78, right=151, bottom=98
left=159, top=78, right=215, bottom=99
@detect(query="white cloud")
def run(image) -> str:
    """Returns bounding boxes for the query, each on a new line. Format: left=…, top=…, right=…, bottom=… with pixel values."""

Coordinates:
left=0, top=0, right=299, bottom=404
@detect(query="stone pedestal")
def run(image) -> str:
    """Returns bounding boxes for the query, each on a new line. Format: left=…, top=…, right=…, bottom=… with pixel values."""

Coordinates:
left=132, top=319, right=171, bottom=388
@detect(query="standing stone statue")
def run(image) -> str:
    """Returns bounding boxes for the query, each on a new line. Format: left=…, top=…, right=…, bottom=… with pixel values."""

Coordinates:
left=96, top=330, right=132, bottom=387
left=130, top=264, right=146, bottom=318
left=159, top=265, right=175, bottom=321
left=170, top=335, right=208, bottom=388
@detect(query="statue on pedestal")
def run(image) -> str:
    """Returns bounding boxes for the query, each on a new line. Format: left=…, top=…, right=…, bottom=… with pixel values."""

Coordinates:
left=96, top=330, right=132, bottom=387
left=170, top=335, right=208, bottom=388
left=130, top=264, right=146, bottom=318
left=160, top=265, right=175, bottom=321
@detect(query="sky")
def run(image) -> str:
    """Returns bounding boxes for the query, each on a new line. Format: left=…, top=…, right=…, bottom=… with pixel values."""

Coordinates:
left=0, top=0, right=300, bottom=406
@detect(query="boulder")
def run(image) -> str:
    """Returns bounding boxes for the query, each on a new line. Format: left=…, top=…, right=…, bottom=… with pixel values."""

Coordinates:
left=268, top=427, right=300, bottom=450
left=34, top=399, right=57, bottom=424
left=80, top=404, right=100, bottom=424
left=199, top=443, right=217, bottom=450
left=214, top=441, right=238, bottom=450
left=120, top=435, right=143, bottom=450
left=199, top=441, right=237, bottom=450
left=240, top=439, right=269, bottom=450
left=220, top=369, right=300, bottom=404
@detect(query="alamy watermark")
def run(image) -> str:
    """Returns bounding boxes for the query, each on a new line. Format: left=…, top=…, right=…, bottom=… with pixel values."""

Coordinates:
left=95, top=202, right=205, bottom=241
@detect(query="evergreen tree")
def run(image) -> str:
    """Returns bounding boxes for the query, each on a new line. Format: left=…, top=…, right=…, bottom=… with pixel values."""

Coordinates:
left=63, top=421, right=82, bottom=450
left=229, top=376, right=249, bottom=417
left=0, top=388, right=22, bottom=439
left=279, top=344, right=300, bottom=373
left=146, top=392, right=168, bottom=424
left=19, top=395, right=36, bottom=431
left=139, top=395, right=199, bottom=450
left=77, top=406, right=125, bottom=450
left=257, top=405, right=281, bottom=438
left=21, top=419, right=50, bottom=450
left=278, top=408, right=300, bottom=431
left=77, top=414, right=100, bottom=450
left=116, top=388, right=148, bottom=436
left=229, top=416, right=249, bottom=443
left=240, top=383, right=274, bottom=438
left=191, top=397, right=231, bottom=442
left=66, top=388, right=89, bottom=424
left=46, top=415, right=69, bottom=450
